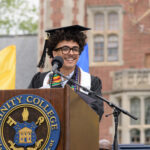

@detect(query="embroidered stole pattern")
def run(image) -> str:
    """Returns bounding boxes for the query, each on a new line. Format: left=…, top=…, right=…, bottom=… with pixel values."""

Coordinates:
left=49, top=66, right=81, bottom=90
left=67, top=66, right=81, bottom=91
left=51, top=74, right=62, bottom=88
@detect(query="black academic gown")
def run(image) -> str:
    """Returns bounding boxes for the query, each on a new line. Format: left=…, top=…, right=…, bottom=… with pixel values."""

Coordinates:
left=28, top=70, right=104, bottom=120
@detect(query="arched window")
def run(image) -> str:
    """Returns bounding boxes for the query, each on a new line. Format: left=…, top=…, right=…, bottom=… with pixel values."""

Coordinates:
left=130, top=97, right=141, bottom=125
left=130, top=129, right=140, bottom=143
left=94, top=35, right=104, bottom=62
left=108, top=12, right=119, bottom=30
left=145, top=97, right=150, bottom=124
left=107, top=35, right=118, bottom=61
left=94, top=13, right=104, bottom=31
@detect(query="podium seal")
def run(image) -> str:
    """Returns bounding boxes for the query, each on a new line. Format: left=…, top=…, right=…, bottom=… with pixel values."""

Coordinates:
left=0, top=94, right=60, bottom=150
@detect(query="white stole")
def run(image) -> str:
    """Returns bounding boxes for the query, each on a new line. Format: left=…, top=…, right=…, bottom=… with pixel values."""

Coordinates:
left=40, top=68, right=91, bottom=93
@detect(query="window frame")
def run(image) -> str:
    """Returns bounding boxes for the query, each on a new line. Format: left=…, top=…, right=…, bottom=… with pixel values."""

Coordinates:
left=87, top=6, right=123, bottom=66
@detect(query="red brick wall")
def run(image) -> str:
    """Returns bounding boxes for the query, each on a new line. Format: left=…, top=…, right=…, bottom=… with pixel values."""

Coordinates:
left=72, top=0, right=79, bottom=25
left=50, top=0, right=64, bottom=27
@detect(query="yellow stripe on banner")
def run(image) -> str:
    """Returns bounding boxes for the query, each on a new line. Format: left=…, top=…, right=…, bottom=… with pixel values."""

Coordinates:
left=0, top=45, right=16, bottom=89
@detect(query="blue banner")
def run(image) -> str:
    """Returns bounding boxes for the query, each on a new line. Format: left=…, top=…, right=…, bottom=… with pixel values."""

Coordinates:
left=77, top=44, right=89, bottom=72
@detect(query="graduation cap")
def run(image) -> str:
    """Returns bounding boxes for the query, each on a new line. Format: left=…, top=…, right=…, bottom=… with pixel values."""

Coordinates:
left=37, top=25, right=90, bottom=68
left=46, top=25, right=90, bottom=35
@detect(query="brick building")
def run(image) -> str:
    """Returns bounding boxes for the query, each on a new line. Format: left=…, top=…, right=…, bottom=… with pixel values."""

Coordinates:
left=38, top=0, right=150, bottom=144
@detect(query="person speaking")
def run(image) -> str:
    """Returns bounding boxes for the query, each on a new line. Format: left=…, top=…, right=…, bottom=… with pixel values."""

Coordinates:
left=28, top=25, right=104, bottom=120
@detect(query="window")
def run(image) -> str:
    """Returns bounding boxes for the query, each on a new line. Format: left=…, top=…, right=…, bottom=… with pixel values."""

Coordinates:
left=94, top=13, right=104, bottom=31
left=145, top=129, right=150, bottom=144
left=145, top=97, right=150, bottom=124
left=93, top=11, right=120, bottom=63
left=130, top=97, right=141, bottom=125
left=87, top=6, right=123, bottom=66
left=116, top=97, right=122, bottom=126
left=130, top=129, right=140, bottom=143
left=108, top=35, right=118, bottom=61
left=108, top=12, right=119, bottom=30
left=94, top=35, right=104, bottom=62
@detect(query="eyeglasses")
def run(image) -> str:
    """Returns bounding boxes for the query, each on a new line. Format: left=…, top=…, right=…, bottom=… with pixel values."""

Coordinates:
left=54, top=46, right=80, bottom=54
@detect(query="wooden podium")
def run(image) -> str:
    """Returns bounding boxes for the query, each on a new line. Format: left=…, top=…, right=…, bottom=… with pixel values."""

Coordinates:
left=0, top=86, right=99, bottom=150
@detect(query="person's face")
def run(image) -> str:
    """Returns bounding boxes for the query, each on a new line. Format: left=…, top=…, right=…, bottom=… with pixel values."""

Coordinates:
left=53, top=40, right=80, bottom=70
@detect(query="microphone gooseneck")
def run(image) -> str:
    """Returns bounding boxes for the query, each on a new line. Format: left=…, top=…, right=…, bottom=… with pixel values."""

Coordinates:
left=49, top=56, right=64, bottom=87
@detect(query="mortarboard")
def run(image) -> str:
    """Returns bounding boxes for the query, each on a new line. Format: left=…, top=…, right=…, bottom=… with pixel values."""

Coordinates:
left=37, top=25, right=90, bottom=68
left=45, top=25, right=90, bottom=35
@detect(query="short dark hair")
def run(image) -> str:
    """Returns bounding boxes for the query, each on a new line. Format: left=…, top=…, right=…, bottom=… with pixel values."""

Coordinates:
left=47, top=29, right=87, bottom=58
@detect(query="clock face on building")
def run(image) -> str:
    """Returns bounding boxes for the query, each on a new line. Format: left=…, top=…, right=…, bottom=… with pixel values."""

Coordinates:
left=128, top=0, right=150, bottom=34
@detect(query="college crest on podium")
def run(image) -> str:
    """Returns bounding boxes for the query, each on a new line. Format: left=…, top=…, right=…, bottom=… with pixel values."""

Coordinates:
left=0, top=94, right=60, bottom=150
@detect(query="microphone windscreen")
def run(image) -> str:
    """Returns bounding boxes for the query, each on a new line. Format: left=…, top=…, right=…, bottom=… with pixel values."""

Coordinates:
left=51, top=56, right=64, bottom=69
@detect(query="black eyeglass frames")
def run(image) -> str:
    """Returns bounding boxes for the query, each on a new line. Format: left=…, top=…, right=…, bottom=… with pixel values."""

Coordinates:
left=54, top=46, right=80, bottom=54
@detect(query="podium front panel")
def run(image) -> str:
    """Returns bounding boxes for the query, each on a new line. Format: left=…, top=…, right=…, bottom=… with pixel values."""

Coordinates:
left=69, top=88, right=99, bottom=150
left=0, top=87, right=99, bottom=150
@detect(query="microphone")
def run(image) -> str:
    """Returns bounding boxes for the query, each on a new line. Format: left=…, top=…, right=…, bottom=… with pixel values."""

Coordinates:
left=51, top=56, right=64, bottom=73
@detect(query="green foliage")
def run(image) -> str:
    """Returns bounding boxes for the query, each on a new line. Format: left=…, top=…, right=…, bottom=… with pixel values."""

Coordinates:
left=0, top=0, right=38, bottom=35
